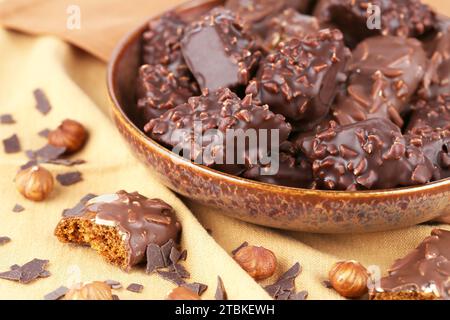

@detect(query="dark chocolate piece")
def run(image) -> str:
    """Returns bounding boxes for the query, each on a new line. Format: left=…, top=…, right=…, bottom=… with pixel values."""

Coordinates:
left=289, top=290, right=308, bottom=300
left=0, top=259, right=49, bottom=284
left=169, top=246, right=183, bottom=265
left=38, top=128, right=51, bottom=138
left=12, top=204, right=24, bottom=213
left=145, top=88, right=291, bottom=175
left=62, top=193, right=97, bottom=217
left=264, top=262, right=302, bottom=300
left=33, top=144, right=66, bottom=161
left=157, top=270, right=186, bottom=286
left=322, top=279, right=333, bottom=288
left=242, top=152, right=313, bottom=188
left=314, top=0, right=436, bottom=45
left=142, top=12, right=189, bottom=77
left=20, top=160, right=38, bottom=170
left=231, top=241, right=249, bottom=256
left=54, top=191, right=181, bottom=271
left=126, top=283, right=144, bottom=293
left=33, top=89, right=52, bottom=115
left=263, top=8, right=320, bottom=51
left=104, top=280, right=122, bottom=290
left=181, top=8, right=261, bottom=90
left=246, top=29, right=350, bottom=131
left=112, top=294, right=120, bottom=300
left=146, top=243, right=165, bottom=274
left=406, top=126, right=450, bottom=181
left=0, top=236, right=11, bottom=246
left=44, top=286, right=69, bottom=300
left=136, top=64, right=198, bottom=123
left=296, top=119, right=434, bottom=190
left=0, top=114, right=15, bottom=124
left=332, top=36, right=427, bottom=127
left=3, top=134, right=21, bottom=154
left=56, top=171, right=83, bottom=186
left=215, top=276, right=228, bottom=300
left=161, top=239, right=176, bottom=267
left=182, top=282, right=208, bottom=296
left=371, top=229, right=450, bottom=300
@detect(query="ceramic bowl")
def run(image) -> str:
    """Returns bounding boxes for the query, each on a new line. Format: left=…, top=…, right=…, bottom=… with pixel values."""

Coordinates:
left=107, top=0, right=450, bottom=233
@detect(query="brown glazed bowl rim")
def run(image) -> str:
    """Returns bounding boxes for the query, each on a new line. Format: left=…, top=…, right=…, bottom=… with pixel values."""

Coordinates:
left=107, top=0, right=450, bottom=200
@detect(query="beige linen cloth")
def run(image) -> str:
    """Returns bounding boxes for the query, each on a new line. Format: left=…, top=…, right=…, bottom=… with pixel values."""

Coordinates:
left=0, top=0, right=449, bottom=300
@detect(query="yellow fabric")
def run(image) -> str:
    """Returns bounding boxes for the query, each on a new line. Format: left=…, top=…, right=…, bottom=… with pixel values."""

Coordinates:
left=0, top=0, right=449, bottom=300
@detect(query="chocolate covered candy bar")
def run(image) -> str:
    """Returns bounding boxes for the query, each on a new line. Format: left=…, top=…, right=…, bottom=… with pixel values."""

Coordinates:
left=181, top=8, right=261, bottom=91
left=371, top=229, right=450, bottom=300
left=136, top=64, right=199, bottom=123
left=246, top=28, right=350, bottom=131
left=296, top=118, right=434, bottom=190
left=145, top=88, right=291, bottom=175
left=54, top=191, right=181, bottom=271
left=332, top=36, right=427, bottom=127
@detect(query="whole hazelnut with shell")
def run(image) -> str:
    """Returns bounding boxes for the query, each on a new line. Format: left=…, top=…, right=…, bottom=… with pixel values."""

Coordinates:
left=15, top=165, right=54, bottom=201
left=48, top=119, right=87, bottom=153
left=233, top=245, right=277, bottom=281
left=328, top=260, right=369, bottom=298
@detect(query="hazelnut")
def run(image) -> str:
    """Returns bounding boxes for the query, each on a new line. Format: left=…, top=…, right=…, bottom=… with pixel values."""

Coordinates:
left=328, top=260, right=369, bottom=298
left=15, top=165, right=54, bottom=201
left=48, top=119, right=87, bottom=153
left=166, top=286, right=201, bottom=300
left=233, top=245, right=277, bottom=281
left=65, top=281, right=113, bottom=300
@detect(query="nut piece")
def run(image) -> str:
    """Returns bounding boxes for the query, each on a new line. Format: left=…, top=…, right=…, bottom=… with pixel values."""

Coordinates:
left=15, top=165, right=54, bottom=201
left=166, top=286, right=201, bottom=300
left=65, top=282, right=113, bottom=300
left=329, top=260, right=369, bottom=298
left=48, top=119, right=87, bottom=153
left=233, top=245, right=277, bottom=281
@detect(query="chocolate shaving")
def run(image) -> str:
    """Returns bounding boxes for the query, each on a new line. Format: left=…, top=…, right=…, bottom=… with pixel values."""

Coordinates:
left=160, top=239, right=175, bottom=267
left=264, top=262, right=304, bottom=300
left=0, top=114, right=15, bottom=124
left=104, top=280, right=122, bottom=290
left=289, top=290, right=308, bottom=300
left=322, top=280, right=332, bottom=289
left=232, top=241, right=249, bottom=255
left=56, top=171, right=83, bottom=186
left=44, top=286, right=68, bottom=300
left=62, top=193, right=97, bottom=217
left=126, top=283, right=144, bottom=293
left=3, top=134, right=21, bottom=153
left=146, top=243, right=165, bottom=274
left=33, top=89, right=52, bottom=115
left=112, top=294, right=120, bottom=300
left=169, top=246, right=184, bottom=265
left=20, top=160, right=38, bottom=170
left=10, top=264, right=20, bottom=270
left=182, top=282, right=208, bottom=296
left=38, top=129, right=50, bottom=138
left=0, top=258, right=49, bottom=284
left=0, top=236, right=11, bottom=246
left=170, top=263, right=190, bottom=279
left=215, top=276, right=227, bottom=300
left=34, top=144, right=66, bottom=161
left=12, top=204, right=24, bottom=213
left=157, top=270, right=186, bottom=286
